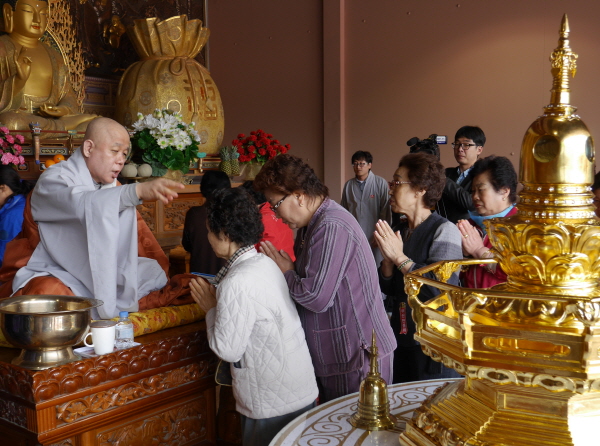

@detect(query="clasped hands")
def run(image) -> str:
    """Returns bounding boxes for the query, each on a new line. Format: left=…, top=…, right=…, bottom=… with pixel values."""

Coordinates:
left=373, top=220, right=411, bottom=277
left=259, top=241, right=294, bottom=273
left=456, top=219, right=487, bottom=258
left=190, top=277, right=217, bottom=313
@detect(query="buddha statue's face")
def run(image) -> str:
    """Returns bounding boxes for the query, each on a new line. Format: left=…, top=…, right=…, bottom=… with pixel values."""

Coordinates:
left=7, top=0, right=48, bottom=38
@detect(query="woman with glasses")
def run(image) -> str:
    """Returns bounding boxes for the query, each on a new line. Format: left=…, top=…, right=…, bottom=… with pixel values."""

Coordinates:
left=255, top=154, right=396, bottom=403
left=374, top=152, right=463, bottom=383
left=457, top=155, right=518, bottom=289
left=189, top=187, right=318, bottom=446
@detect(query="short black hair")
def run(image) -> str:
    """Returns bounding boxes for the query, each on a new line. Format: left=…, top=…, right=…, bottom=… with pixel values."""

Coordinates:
left=351, top=151, right=373, bottom=164
left=0, top=165, right=32, bottom=196
left=240, top=180, right=266, bottom=205
left=454, top=126, right=486, bottom=147
left=207, top=188, right=264, bottom=247
left=200, top=170, right=231, bottom=201
left=470, top=155, right=518, bottom=202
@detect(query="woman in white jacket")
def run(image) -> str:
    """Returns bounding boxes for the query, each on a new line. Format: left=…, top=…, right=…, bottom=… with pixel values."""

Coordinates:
left=190, top=187, right=318, bottom=446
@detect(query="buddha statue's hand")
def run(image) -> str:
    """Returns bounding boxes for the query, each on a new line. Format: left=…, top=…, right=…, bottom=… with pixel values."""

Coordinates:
left=13, top=46, right=32, bottom=92
left=0, top=46, right=31, bottom=95
left=39, top=103, right=69, bottom=117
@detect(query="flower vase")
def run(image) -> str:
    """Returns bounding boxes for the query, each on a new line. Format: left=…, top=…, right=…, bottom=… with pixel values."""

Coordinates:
left=162, top=168, right=185, bottom=183
left=241, top=163, right=262, bottom=181
left=115, top=15, right=224, bottom=154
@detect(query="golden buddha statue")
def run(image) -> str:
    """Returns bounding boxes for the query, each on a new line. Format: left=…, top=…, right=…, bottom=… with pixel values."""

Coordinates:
left=0, top=0, right=95, bottom=133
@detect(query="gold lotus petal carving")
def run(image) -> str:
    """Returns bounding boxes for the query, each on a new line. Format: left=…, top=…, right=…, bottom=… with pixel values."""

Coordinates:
left=491, top=221, right=600, bottom=288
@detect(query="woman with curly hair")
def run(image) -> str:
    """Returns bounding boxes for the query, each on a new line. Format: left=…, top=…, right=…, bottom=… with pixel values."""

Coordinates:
left=255, top=154, right=396, bottom=403
left=189, top=187, right=318, bottom=446
left=374, top=152, right=463, bottom=383
left=457, top=155, right=518, bottom=289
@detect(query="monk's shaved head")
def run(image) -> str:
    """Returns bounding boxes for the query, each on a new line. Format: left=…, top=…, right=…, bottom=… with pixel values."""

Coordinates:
left=82, top=117, right=131, bottom=184
left=84, top=117, right=129, bottom=144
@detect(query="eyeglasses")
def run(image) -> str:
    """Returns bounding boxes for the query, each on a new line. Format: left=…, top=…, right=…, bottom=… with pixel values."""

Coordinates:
left=270, top=195, right=289, bottom=213
left=452, top=142, right=477, bottom=151
left=353, top=162, right=368, bottom=167
left=388, top=180, right=412, bottom=189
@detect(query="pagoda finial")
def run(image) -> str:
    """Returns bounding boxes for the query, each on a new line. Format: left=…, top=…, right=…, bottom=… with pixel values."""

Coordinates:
left=547, top=14, right=578, bottom=114
left=369, top=329, right=379, bottom=376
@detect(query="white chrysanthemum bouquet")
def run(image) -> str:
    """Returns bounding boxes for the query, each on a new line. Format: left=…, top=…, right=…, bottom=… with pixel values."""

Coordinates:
left=130, top=109, right=201, bottom=176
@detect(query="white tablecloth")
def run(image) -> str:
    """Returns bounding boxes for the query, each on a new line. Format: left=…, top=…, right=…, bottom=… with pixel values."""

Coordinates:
left=270, top=378, right=459, bottom=446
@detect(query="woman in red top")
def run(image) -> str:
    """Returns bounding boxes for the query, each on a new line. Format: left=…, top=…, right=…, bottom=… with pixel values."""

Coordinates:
left=241, top=181, right=295, bottom=261
left=457, top=156, right=518, bottom=289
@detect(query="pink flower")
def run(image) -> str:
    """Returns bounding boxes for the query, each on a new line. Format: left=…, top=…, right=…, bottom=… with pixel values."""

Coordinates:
left=18, top=155, right=24, bottom=165
left=15, top=134, right=24, bottom=143
left=14, top=144, right=21, bottom=154
left=0, top=127, right=9, bottom=134
left=5, top=135, right=14, bottom=144
left=1, top=153, right=12, bottom=165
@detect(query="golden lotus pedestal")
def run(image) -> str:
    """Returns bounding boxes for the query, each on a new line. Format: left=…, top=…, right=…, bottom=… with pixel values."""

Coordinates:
left=399, top=258, right=600, bottom=446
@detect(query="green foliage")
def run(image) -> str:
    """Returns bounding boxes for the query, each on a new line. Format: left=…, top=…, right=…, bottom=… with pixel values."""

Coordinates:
left=130, top=115, right=200, bottom=175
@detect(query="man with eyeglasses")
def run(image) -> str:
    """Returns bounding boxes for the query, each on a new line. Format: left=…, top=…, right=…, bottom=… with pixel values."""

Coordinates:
left=438, top=126, right=485, bottom=222
left=341, top=150, right=391, bottom=264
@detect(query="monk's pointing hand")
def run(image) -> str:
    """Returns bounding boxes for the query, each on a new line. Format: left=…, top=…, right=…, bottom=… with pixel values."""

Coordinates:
left=135, top=178, right=184, bottom=204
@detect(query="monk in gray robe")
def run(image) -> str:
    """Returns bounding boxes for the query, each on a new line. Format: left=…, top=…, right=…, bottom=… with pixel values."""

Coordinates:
left=2, top=117, right=195, bottom=318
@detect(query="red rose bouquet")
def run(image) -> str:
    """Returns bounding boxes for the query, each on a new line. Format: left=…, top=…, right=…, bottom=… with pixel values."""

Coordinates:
left=233, top=129, right=290, bottom=165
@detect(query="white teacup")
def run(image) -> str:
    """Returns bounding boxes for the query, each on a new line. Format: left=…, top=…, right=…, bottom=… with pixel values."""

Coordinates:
left=84, top=320, right=117, bottom=355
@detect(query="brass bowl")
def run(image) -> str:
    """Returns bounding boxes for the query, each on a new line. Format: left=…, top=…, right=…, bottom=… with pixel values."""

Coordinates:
left=0, top=295, right=104, bottom=370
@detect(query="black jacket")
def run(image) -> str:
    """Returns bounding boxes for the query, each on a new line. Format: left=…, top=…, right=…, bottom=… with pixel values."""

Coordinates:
left=436, top=166, right=475, bottom=223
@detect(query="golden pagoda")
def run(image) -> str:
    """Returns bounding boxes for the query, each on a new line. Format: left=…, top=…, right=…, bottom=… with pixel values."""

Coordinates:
left=350, top=330, right=396, bottom=431
left=400, top=15, right=600, bottom=446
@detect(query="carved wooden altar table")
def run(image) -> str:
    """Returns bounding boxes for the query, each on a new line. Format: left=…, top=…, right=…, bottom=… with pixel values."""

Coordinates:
left=269, top=378, right=460, bottom=446
left=0, top=321, right=218, bottom=446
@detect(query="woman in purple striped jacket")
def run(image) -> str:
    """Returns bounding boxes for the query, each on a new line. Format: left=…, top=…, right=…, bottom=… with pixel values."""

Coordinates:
left=256, top=154, right=396, bottom=403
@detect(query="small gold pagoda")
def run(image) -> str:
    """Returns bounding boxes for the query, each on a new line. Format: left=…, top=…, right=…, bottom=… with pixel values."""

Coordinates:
left=400, top=15, right=600, bottom=446
left=350, top=331, right=396, bottom=430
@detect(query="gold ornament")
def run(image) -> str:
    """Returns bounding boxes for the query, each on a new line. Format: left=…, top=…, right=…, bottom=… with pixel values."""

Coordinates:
left=115, top=15, right=224, bottom=155
left=350, top=330, right=397, bottom=431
